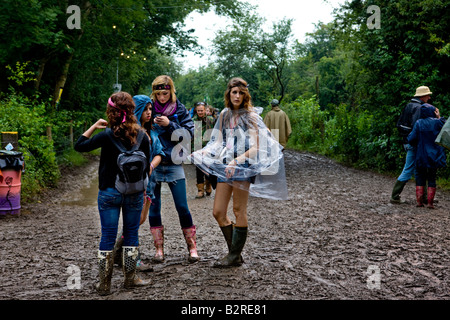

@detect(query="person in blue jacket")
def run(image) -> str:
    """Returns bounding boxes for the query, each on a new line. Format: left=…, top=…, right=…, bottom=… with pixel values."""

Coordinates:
left=407, top=105, right=446, bottom=208
left=133, top=95, right=165, bottom=201
left=147, top=75, right=199, bottom=263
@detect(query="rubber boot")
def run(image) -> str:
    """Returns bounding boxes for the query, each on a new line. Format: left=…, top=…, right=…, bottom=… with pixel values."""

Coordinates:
left=95, top=250, right=114, bottom=296
left=196, top=183, right=205, bottom=198
left=390, top=180, right=407, bottom=204
left=213, top=226, right=247, bottom=268
left=416, top=186, right=424, bottom=207
left=182, top=225, right=200, bottom=263
left=122, top=246, right=150, bottom=289
left=220, top=224, right=233, bottom=251
left=219, top=224, right=244, bottom=264
left=427, top=187, right=436, bottom=209
left=205, top=179, right=212, bottom=196
left=113, top=234, right=124, bottom=266
left=150, top=226, right=164, bottom=263
left=136, top=248, right=153, bottom=272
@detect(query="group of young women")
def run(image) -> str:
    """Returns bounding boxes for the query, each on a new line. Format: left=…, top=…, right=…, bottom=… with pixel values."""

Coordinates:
left=75, top=75, right=286, bottom=296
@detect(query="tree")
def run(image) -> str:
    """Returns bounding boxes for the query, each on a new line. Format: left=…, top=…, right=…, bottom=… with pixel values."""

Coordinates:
left=212, top=12, right=295, bottom=103
left=331, top=0, right=450, bottom=171
left=0, top=0, right=245, bottom=108
left=333, top=0, right=450, bottom=112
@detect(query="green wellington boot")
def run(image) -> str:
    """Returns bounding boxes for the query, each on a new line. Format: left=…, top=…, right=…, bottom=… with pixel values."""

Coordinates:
left=390, top=180, right=407, bottom=204
left=213, top=226, right=247, bottom=268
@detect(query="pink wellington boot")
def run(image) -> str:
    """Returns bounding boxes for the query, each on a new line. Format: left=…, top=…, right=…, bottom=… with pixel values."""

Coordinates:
left=416, top=186, right=425, bottom=207
left=182, top=225, right=199, bottom=263
left=427, top=187, right=436, bottom=209
left=150, top=226, right=164, bottom=263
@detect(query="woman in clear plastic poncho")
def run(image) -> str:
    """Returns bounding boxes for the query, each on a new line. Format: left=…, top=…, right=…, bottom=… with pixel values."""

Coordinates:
left=189, top=77, right=287, bottom=267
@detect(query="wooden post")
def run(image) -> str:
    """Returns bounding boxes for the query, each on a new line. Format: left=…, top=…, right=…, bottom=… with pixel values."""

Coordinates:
left=69, top=120, right=74, bottom=148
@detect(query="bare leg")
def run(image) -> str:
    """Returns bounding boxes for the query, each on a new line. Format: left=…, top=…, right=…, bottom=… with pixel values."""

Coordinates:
left=212, top=182, right=233, bottom=227
left=231, top=181, right=250, bottom=227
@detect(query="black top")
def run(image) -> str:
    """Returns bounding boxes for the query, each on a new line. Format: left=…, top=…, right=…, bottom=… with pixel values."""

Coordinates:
left=74, top=130, right=150, bottom=190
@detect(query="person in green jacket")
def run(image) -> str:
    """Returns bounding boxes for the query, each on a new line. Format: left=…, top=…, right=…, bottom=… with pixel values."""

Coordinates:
left=192, top=102, right=216, bottom=197
left=263, top=99, right=292, bottom=148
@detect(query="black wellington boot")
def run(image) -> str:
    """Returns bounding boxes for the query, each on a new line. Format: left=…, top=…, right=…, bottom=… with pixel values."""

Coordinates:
left=213, top=226, right=247, bottom=268
left=220, top=224, right=233, bottom=250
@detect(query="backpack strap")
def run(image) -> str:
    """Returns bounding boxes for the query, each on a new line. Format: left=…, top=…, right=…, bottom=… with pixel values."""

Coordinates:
left=106, top=128, right=145, bottom=152
left=132, top=130, right=145, bottom=152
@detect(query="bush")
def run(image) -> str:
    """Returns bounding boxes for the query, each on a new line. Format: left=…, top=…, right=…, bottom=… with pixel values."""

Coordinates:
left=0, top=92, right=60, bottom=201
left=284, top=96, right=329, bottom=153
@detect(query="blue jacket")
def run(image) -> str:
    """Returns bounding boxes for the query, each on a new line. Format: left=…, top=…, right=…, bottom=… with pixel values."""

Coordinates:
left=151, top=99, right=194, bottom=165
left=132, top=95, right=165, bottom=161
left=407, top=106, right=446, bottom=169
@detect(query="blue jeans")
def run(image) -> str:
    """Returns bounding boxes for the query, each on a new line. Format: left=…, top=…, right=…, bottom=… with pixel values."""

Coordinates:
left=97, top=188, right=143, bottom=251
left=149, top=178, right=193, bottom=228
left=397, top=144, right=416, bottom=182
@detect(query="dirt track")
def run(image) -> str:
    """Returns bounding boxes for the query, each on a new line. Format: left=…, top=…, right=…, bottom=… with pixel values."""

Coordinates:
left=0, top=149, right=449, bottom=301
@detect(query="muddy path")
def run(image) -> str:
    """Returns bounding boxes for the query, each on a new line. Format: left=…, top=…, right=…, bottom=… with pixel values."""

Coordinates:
left=0, top=149, right=449, bottom=301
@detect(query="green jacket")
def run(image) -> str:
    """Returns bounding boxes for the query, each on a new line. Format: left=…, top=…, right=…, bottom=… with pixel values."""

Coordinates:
left=192, top=114, right=215, bottom=151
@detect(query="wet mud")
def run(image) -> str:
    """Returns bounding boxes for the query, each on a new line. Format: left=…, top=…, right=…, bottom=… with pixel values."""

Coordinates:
left=0, top=150, right=448, bottom=300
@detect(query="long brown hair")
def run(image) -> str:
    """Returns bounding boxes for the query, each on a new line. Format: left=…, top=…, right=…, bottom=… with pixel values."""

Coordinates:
left=224, top=77, right=253, bottom=110
left=106, top=91, right=140, bottom=145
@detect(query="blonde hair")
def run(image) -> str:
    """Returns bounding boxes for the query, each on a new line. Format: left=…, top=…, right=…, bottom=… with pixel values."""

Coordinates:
left=151, top=75, right=177, bottom=103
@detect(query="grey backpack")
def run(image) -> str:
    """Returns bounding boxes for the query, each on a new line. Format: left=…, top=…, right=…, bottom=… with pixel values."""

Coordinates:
left=107, top=128, right=148, bottom=194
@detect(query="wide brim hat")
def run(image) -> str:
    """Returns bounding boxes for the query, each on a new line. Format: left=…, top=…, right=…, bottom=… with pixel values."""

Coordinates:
left=415, top=86, right=432, bottom=97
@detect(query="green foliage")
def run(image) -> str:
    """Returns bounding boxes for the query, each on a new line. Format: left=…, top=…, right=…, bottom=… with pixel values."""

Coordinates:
left=175, top=64, right=227, bottom=110
left=283, top=97, right=328, bottom=152
left=212, top=10, right=295, bottom=104
left=0, top=92, right=60, bottom=201
left=5, top=61, right=36, bottom=87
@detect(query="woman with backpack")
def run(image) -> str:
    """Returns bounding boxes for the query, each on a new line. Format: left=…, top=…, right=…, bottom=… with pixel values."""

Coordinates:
left=111, top=94, right=165, bottom=271
left=74, top=91, right=151, bottom=295
left=147, top=75, right=199, bottom=263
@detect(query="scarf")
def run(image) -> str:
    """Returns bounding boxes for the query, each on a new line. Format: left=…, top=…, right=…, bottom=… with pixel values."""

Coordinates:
left=153, top=99, right=177, bottom=117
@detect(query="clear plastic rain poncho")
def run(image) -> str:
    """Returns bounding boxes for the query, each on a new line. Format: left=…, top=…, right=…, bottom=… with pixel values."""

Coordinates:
left=188, top=107, right=288, bottom=200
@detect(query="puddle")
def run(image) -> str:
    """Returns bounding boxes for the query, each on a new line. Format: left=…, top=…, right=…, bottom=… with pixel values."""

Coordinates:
left=61, top=177, right=171, bottom=206
left=61, top=176, right=98, bottom=207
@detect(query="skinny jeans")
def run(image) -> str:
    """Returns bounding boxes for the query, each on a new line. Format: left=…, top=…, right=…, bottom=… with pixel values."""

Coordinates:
left=149, top=178, right=193, bottom=228
left=97, top=188, right=143, bottom=251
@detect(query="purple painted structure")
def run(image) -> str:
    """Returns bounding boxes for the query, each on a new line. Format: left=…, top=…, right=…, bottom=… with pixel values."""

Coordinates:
left=0, top=151, right=24, bottom=216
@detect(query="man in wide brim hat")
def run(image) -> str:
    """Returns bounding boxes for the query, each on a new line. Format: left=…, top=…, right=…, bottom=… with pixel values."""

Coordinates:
left=415, top=86, right=433, bottom=97
left=390, top=85, right=434, bottom=204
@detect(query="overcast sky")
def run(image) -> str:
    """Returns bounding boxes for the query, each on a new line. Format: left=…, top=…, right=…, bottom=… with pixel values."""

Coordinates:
left=178, top=0, right=345, bottom=72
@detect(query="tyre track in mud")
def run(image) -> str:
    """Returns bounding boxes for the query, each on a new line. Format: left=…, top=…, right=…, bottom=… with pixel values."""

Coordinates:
left=0, top=150, right=448, bottom=300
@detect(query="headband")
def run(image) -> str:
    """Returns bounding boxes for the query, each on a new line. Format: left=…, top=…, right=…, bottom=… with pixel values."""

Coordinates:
left=153, top=84, right=171, bottom=91
left=108, top=97, right=126, bottom=123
